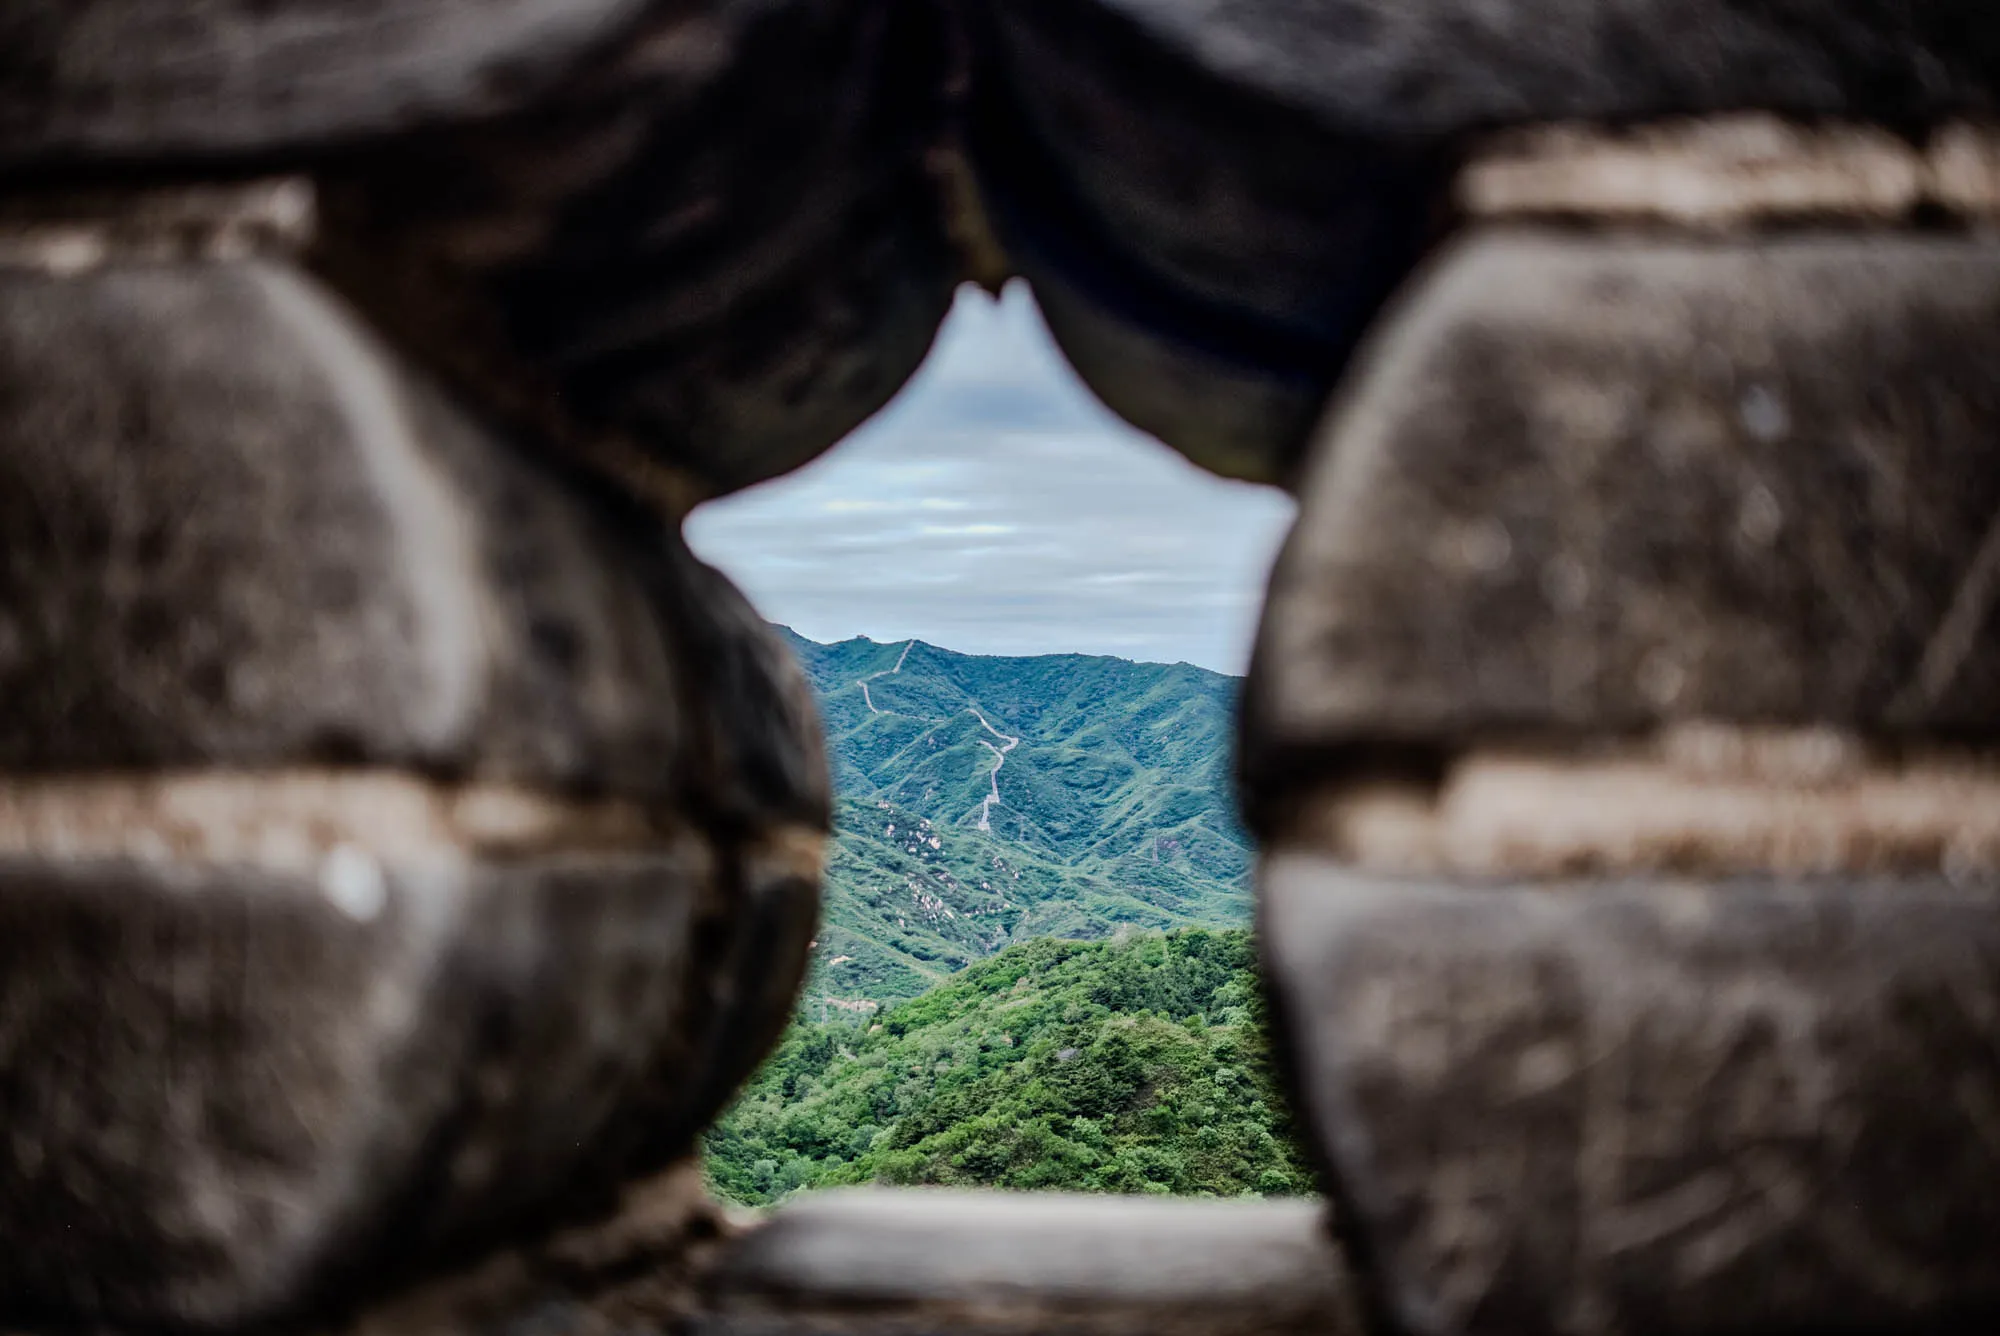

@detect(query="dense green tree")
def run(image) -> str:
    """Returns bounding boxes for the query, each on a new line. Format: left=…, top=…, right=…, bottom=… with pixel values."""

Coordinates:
left=703, top=928, right=1314, bottom=1205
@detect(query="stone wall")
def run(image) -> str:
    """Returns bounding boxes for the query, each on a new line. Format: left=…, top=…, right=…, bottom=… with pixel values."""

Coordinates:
left=2, top=2, right=1998, bottom=1332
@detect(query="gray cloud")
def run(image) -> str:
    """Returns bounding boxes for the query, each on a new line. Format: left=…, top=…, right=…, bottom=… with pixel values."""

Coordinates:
left=686, top=282, right=1294, bottom=674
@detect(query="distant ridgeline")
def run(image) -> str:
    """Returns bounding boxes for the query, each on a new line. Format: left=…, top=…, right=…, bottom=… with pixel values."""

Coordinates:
left=705, top=928, right=1312, bottom=1204
left=777, top=628, right=1254, bottom=1001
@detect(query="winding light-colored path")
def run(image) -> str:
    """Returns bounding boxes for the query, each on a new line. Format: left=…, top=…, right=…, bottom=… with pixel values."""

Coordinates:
left=857, top=640, right=916, bottom=715
left=853, top=643, right=1021, bottom=833
left=969, top=707, right=1020, bottom=832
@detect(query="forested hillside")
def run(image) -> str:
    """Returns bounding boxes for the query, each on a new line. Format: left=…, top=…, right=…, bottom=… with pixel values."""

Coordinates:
left=780, top=629, right=1253, bottom=999
left=705, top=928, right=1312, bottom=1204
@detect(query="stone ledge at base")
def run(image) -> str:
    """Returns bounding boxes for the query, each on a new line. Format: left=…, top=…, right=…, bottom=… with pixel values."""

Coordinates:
left=1261, top=853, right=2000, bottom=1336
left=695, top=1189, right=1358, bottom=1336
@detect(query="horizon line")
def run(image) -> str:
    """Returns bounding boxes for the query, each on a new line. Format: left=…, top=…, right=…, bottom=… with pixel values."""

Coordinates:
left=771, top=623, right=1242, bottom=678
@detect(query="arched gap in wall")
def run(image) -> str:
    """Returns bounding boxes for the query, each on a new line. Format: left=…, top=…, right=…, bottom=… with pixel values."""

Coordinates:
left=685, top=279, right=1310, bottom=1206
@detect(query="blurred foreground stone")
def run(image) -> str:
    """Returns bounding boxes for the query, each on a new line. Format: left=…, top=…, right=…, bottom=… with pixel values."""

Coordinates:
left=1262, top=859, right=2000, bottom=1336
left=1245, top=180, right=2000, bottom=1334
left=695, top=1189, right=1358, bottom=1336
left=1245, top=230, right=2000, bottom=807
left=0, top=245, right=824, bottom=1329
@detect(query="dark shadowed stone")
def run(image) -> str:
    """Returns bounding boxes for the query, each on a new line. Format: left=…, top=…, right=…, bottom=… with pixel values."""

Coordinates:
left=967, top=0, right=1448, bottom=484
left=1246, top=231, right=2000, bottom=805
left=0, top=849, right=732, bottom=1329
left=0, top=256, right=827, bottom=825
left=1005, top=237, right=1332, bottom=487
left=696, top=1189, right=1360, bottom=1335
left=0, top=256, right=670, bottom=780
left=1072, top=0, right=2000, bottom=139
left=518, top=196, right=953, bottom=498
left=2, top=0, right=958, bottom=500
left=961, top=0, right=2000, bottom=483
left=0, top=252, right=827, bottom=1329
left=0, top=0, right=649, bottom=165
left=331, top=1161, right=732, bottom=1336
left=1260, top=854, right=2000, bottom=1336
left=311, top=0, right=957, bottom=499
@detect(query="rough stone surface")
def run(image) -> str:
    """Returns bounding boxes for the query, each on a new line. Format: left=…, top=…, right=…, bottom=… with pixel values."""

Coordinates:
left=1246, top=231, right=2000, bottom=809
left=1012, top=250, right=1331, bottom=486
left=0, top=252, right=828, bottom=1330
left=0, top=0, right=659, bottom=165
left=1260, top=854, right=2000, bottom=1336
left=961, top=0, right=2000, bottom=479
left=0, top=847, right=737, bottom=1328
left=697, top=1188, right=1359, bottom=1335
left=3, top=0, right=959, bottom=501
left=328, top=1161, right=734, bottom=1336
left=310, top=0, right=957, bottom=500
left=969, top=0, right=1448, bottom=483
left=0, top=787, right=820, bottom=1329
left=0, top=257, right=828, bottom=822
left=15, top=1, right=2000, bottom=501
left=1082, top=0, right=2000, bottom=139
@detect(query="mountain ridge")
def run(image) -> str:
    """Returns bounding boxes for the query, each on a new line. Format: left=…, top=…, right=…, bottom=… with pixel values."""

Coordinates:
left=777, top=627, right=1254, bottom=1000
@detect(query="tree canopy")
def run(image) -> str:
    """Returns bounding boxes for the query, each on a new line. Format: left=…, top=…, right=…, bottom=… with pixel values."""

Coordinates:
left=704, top=927, right=1314, bottom=1204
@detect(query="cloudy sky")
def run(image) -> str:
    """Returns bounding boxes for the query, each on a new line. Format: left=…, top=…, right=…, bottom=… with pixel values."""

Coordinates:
left=686, top=281, right=1295, bottom=675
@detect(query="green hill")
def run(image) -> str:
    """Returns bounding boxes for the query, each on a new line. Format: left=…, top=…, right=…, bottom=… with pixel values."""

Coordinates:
left=781, top=628, right=1254, bottom=1000
left=705, top=928, right=1311, bottom=1204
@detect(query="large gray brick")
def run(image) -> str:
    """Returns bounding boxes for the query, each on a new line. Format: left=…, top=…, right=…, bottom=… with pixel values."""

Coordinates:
left=1246, top=231, right=2000, bottom=810
left=0, top=848, right=725, bottom=1327
left=0, top=253, right=827, bottom=1328
left=1261, top=854, right=2000, bottom=1336
left=2, top=0, right=958, bottom=501
left=0, top=256, right=829, bottom=825
left=967, top=0, right=1447, bottom=484
left=964, top=0, right=2000, bottom=486
left=1068, top=0, right=2000, bottom=138
left=0, top=0, right=647, bottom=163
left=308, top=0, right=957, bottom=500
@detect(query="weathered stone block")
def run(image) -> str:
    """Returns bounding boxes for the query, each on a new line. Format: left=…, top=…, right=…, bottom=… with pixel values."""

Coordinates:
left=963, top=0, right=2000, bottom=484
left=1247, top=231, right=2000, bottom=808
left=0, top=848, right=712, bottom=1327
left=0, top=0, right=647, bottom=163
left=0, top=255, right=827, bottom=821
left=0, top=253, right=827, bottom=1328
left=1007, top=251, right=1330, bottom=487
left=1261, top=854, right=2000, bottom=1336
left=0, top=800, right=818, bottom=1332
left=327, top=1161, right=732, bottom=1336
left=2, top=0, right=959, bottom=501
left=1066, top=0, right=2000, bottom=139
left=968, top=0, right=1447, bottom=483
left=697, top=1188, right=1359, bottom=1335
left=309, top=0, right=958, bottom=500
